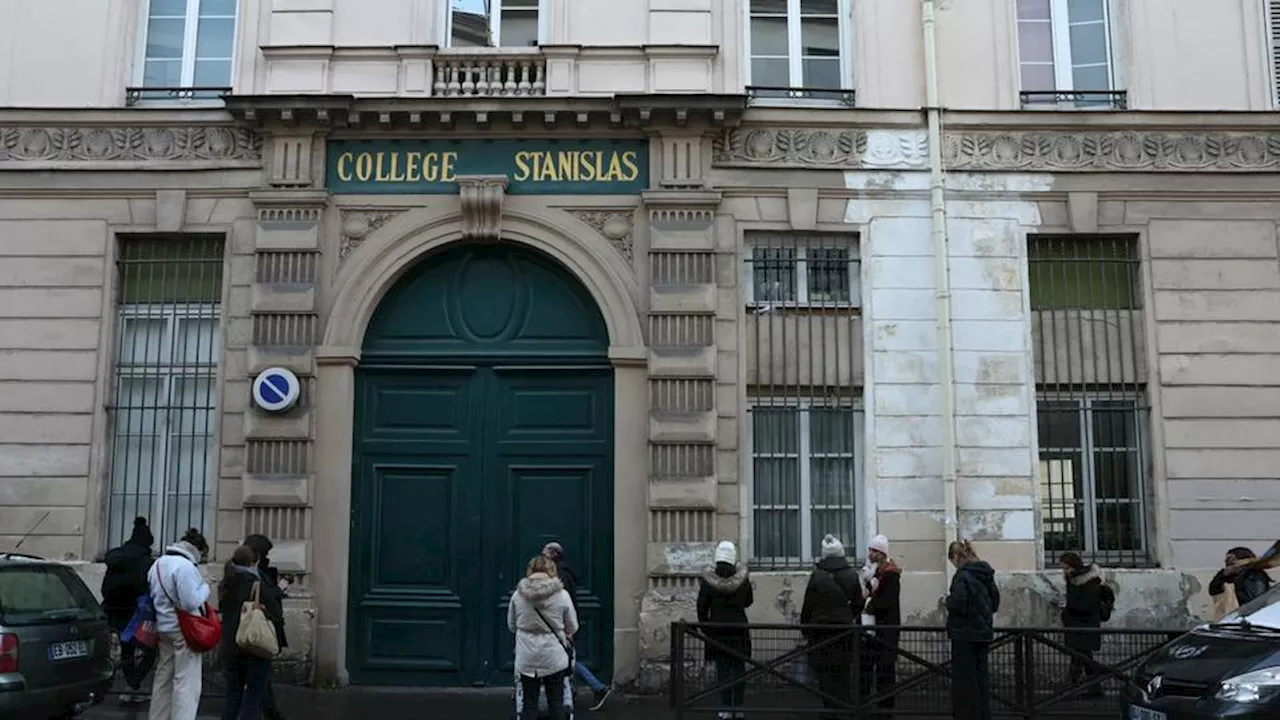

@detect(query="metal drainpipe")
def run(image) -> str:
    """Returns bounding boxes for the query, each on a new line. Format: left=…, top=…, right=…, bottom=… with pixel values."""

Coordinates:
left=923, top=0, right=960, bottom=587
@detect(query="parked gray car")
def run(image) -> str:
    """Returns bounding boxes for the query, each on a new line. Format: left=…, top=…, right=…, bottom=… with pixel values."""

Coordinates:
left=0, top=553, right=113, bottom=719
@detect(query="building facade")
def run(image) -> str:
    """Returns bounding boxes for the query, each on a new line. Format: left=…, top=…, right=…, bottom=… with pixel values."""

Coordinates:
left=1, top=0, right=1279, bottom=689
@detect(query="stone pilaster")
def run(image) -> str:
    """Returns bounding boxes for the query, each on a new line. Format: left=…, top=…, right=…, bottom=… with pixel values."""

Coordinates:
left=243, top=183, right=328, bottom=578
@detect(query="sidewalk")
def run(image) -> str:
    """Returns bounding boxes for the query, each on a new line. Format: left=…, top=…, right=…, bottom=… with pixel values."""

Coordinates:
left=83, top=685, right=674, bottom=720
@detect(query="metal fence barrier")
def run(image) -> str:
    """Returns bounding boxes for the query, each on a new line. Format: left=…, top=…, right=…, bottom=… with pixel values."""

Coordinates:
left=670, top=622, right=1185, bottom=718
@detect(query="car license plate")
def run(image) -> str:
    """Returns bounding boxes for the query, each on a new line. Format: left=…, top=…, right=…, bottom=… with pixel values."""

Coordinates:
left=1128, top=705, right=1167, bottom=720
left=48, top=639, right=88, bottom=661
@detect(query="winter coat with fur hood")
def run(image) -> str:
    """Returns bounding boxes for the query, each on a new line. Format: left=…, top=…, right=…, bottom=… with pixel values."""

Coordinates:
left=696, top=561, right=754, bottom=662
left=507, top=572, right=579, bottom=678
left=1062, top=564, right=1104, bottom=652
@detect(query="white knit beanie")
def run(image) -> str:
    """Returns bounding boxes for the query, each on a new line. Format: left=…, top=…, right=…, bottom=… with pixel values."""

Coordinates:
left=820, top=534, right=845, bottom=559
left=868, top=534, right=890, bottom=556
left=714, top=540, right=737, bottom=566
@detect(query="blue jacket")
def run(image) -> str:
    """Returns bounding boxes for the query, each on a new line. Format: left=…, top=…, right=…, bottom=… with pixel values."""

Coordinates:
left=946, top=561, right=1000, bottom=642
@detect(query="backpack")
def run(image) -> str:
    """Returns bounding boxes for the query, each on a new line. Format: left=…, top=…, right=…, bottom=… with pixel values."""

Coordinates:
left=1099, top=583, right=1116, bottom=622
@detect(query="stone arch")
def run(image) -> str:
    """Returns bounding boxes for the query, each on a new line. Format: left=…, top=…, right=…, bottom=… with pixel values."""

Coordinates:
left=322, top=202, right=644, bottom=358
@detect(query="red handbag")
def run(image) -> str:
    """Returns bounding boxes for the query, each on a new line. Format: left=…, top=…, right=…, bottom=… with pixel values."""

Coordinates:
left=157, top=559, right=223, bottom=653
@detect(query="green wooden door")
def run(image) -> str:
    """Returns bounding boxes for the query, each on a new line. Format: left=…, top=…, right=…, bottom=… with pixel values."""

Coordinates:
left=348, top=244, right=614, bottom=687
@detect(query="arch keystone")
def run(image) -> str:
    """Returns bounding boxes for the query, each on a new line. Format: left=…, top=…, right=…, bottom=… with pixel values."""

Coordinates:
left=458, top=174, right=508, bottom=242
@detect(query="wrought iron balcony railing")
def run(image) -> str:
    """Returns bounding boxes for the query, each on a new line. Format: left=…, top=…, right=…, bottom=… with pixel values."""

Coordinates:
left=126, top=86, right=231, bottom=106
left=747, top=86, right=856, bottom=107
left=1021, top=89, right=1129, bottom=110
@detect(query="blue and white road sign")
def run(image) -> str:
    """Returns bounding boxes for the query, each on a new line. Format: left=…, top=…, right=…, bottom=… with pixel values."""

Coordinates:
left=251, top=367, right=301, bottom=413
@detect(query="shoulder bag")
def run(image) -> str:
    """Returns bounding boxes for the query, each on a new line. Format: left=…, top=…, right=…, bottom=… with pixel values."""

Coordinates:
left=157, top=557, right=222, bottom=653
left=235, top=581, right=281, bottom=659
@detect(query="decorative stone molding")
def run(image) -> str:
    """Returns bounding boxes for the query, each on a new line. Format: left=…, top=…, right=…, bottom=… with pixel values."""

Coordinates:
left=714, top=127, right=867, bottom=167
left=458, top=175, right=508, bottom=242
left=339, top=209, right=408, bottom=259
left=0, top=125, right=261, bottom=163
left=570, top=209, right=636, bottom=262
left=942, top=130, right=1280, bottom=172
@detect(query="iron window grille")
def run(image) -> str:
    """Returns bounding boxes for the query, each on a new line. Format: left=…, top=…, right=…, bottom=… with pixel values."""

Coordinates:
left=1029, top=234, right=1152, bottom=567
left=745, top=237, right=861, bottom=309
left=446, top=0, right=544, bottom=47
left=131, top=0, right=238, bottom=105
left=744, top=0, right=854, bottom=105
left=1268, top=0, right=1280, bottom=107
left=1016, top=0, right=1123, bottom=109
left=749, top=399, right=863, bottom=567
left=106, top=236, right=224, bottom=550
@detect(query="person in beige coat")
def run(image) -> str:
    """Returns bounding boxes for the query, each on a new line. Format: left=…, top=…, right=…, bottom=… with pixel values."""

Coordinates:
left=508, top=555, right=579, bottom=720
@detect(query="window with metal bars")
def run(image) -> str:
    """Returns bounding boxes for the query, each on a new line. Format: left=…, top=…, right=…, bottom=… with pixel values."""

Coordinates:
left=106, top=235, right=224, bottom=551
left=1029, top=235, right=1152, bottom=567
left=1269, top=0, right=1280, bottom=107
left=745, top=232, right=863, bottom=568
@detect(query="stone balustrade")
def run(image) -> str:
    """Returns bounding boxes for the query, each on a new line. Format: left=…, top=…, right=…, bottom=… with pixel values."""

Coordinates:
left=432, top=50, right=546, bottom=97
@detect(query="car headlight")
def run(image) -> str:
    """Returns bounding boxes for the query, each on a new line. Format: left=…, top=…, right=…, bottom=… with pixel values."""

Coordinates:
left=1216, top=667, right=1280, bottom=703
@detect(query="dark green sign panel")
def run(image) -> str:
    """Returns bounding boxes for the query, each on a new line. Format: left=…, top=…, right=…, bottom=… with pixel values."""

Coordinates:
left=327, top=138, right=649, bottom=194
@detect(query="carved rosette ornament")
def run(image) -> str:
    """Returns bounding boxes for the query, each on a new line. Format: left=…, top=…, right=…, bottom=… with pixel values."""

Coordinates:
left=0, top=126, right=261, bottom=162
left=570, top=210, right=636, bottom=262
left=457, top=175, right=508, bottom=242
left=714, top=127, right=869, bottom=167
left=339, top=209, right=406, bottom=259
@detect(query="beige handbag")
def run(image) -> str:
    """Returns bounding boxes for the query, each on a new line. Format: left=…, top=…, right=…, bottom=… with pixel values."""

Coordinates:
left=235, top=581, right=280, bottom=659
left=1213, top=584, right=1240, bottom=621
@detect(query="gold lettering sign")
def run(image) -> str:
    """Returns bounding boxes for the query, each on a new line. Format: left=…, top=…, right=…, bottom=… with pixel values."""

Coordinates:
left=328, top=141, right=649, bottom=195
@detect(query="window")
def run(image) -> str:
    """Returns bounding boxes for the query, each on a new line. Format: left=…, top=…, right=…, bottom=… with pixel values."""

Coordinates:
left=1029, top=235, right=1150, bottom=566
left=106, top=236, right=224, bottom=551
left=1016, top=0, right=1121, bottom=107
left=1269, top=0, right=1280, bottom=107
left=745, top=0, right=853, bottom=102
left=746, top=234, right=861, bottom=308
left=134, top=0, right=238, bottom=102
left=0, top=566, right=102, bottom=625
left=750, top=401, right=861, bottom=564
left=447, top=0, right=542, bottom=47
left=1037, top=396, right=1149, bottom=562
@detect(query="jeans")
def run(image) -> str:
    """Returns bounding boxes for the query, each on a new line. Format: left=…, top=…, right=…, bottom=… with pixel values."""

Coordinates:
left=148, top=634, right=202, bottom=720
left=950, top=639, right=992, bottom=720
left=119, top=637, right=158, bottom=691
left=221, top=654, right=274, bottom=720
left=714, top=658, right=746, bottom=709
left=516, top=670, right=571, bottom=720
left=573, top=660, right=606, bottom=693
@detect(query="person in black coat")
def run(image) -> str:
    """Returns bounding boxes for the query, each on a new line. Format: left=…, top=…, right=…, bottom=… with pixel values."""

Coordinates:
left=1059, top=552, right=1105, bottom=696
left=946, top=540, right=1000, bottom=720
left=219, top=545, right=286, bottom=720
left=244, top=534, right=288, bottom=720
left=859, top=534, right=901, bottom=716
left=101, top=517, right=156, bottom=704
left=800, top=534, right=863, bottom=720
left=1209, top=546, right=1275, bottom=607
left=696, top=540, right=753, bottom=717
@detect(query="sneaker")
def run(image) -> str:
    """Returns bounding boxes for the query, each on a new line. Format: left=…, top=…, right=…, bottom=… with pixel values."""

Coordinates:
left=590, top=687, right=613, bottom=711
left=716, top=713, right=733, bottom=720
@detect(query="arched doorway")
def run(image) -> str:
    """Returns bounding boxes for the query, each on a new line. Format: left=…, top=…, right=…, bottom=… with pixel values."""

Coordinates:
left=346, top=242, right=614, bottom=687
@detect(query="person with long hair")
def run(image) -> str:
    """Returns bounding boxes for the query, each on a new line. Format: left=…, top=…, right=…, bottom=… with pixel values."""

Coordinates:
left=945, top=540, right=1000, bottom=720
left=508, top=554, right=578, bottom=720
left=148, top=528, right=211, bottom=720
left=218, top=544, right=284, bottom=720
left=243, top=534, right=288, bottom=720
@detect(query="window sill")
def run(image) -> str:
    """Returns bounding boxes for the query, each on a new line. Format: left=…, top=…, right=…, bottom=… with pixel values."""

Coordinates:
left=746, top=302, right=861, bottom=313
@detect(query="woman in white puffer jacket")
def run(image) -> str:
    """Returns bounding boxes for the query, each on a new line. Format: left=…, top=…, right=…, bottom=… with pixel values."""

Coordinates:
left=508, top=554, right=579, bottom=720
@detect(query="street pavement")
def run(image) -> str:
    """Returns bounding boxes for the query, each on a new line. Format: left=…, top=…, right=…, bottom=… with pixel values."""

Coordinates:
left=83, top=685, right=675, bottom=720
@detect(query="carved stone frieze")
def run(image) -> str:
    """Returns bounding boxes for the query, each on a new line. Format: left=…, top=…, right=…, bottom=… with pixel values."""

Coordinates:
left=713, top=125, right=1280, bottom=173
left=942, top=131, right=1280, bottom=172
left=0, top=126, right=261, bottom=162
left=570, top=209, right=636, bottom=262
left=339, top=209, right=407, bottom=259
left=714, top=127, right=867, bottom=167
left=457, top=175, right=508, bottom=242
